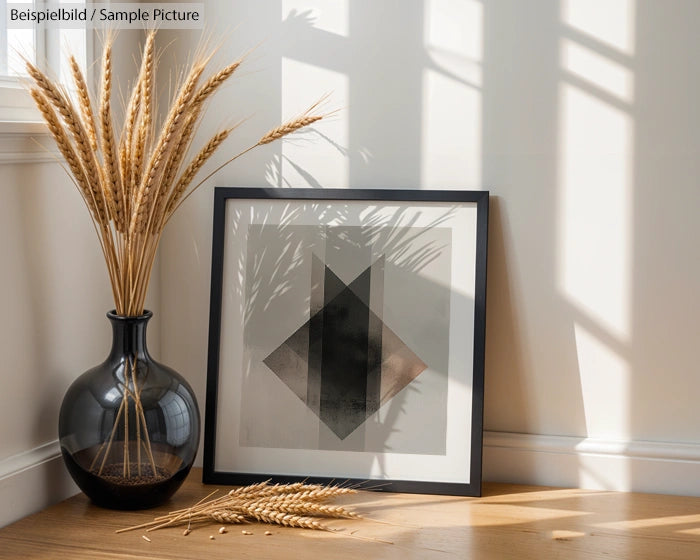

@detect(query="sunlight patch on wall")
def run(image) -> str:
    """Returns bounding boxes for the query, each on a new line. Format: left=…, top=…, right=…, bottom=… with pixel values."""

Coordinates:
left=560, top=0, right=637, bottom=493
left=280, top=58, right=348, bottom=188
left=422, top=71, right=481, bottom=188
left=282, top=0, right=348, bottom=37
left=424, top=0, right=482, bottom=59
left=574, top=323, right=630, bottom=438
left=557, top=84, right=632, bottom=341
left=561, top=39, right=633, bottom=102
left=562, top=0, right=635, bottom=54
left=421, top=0, right=482, bottom=188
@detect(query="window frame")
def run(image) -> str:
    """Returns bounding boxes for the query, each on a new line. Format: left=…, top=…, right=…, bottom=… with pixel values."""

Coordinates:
left=0, top=1, right=95, bottom=160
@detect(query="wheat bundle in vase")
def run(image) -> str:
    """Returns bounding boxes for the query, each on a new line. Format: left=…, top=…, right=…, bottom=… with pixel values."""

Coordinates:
left=27, top=31, right=328, bottom=486
left=28, top=31, right=326, bottom=317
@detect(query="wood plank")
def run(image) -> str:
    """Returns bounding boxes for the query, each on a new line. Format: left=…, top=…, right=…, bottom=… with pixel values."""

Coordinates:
left=1, top=469, right=700, bottom=559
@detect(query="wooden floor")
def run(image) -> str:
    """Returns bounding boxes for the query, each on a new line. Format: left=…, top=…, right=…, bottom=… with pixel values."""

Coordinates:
left=1, top=468, right=699, bottom=559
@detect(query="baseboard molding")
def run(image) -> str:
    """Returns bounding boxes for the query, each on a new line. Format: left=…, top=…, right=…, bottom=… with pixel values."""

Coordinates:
left=2, top=432, right=699, bottom=527
left=483, top=431, right=700, bottom=497
left=0, top=441, right=78, bottom=528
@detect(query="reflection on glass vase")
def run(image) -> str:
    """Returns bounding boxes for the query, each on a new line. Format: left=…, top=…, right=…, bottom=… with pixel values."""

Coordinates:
left=59, top=310, right=200, bottom=509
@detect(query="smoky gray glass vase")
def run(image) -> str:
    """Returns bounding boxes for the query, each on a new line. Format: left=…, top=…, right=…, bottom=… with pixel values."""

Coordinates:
left=58, top=310, right=200, bottom=509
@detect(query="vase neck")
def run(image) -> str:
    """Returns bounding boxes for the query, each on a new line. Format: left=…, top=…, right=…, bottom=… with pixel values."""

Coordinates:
left=106, top=311, right=153, bottom=361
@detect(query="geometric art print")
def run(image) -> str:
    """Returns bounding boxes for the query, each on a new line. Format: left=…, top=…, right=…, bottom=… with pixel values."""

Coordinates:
left=241, top=223, right=452, bottom=455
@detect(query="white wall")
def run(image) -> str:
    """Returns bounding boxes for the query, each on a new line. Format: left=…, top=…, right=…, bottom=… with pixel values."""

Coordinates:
left=159, top=0, right=700, bottom=496
left=0, top=159, right=106, bottom=526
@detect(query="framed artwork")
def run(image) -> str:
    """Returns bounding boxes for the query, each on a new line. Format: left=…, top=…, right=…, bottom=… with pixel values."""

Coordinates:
left=203, top=187, right=489, bottom=495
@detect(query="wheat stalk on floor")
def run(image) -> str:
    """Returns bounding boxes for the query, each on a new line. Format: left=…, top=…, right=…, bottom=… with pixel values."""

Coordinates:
left=117, top=481, right=361, bottom=534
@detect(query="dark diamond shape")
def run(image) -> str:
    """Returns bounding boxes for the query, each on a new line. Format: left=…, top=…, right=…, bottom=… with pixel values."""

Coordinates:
left=263, top=259, right=427, bottom=440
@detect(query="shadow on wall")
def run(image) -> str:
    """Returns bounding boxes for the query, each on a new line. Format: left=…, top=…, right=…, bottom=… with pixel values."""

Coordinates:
left=273, top=0, right=700, bottom=492
left=249, top=1, right=482, bottom=190
left=628, top=1, right=700, bottom=489
left=274, top=3, right=424, bottom=188
left=266, top=0, right=575, bottom=447
left=481, top=0, right=700, bottom=493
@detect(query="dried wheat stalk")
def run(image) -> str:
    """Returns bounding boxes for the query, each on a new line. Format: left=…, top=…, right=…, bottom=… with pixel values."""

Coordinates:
left=208, top=511, right=248, bottom=525
left=99, top=39, right=125, bottom=233
left=121, top=31, right=155, bottom=200
left=243, top=500, right=361, bottom=519
left=69, top=55, right=97, bottom=152
left=242, top=509, right=330, bottom=530
left=236, top=485, right=357, bottom=502
left=259, top=114, right=323, bottom=145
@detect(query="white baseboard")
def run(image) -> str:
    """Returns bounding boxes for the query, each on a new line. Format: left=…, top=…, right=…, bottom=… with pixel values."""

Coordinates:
left=2, top=432, right=699, bottom=527
left=0, top=441, right=78, bottom=528
left=483, top=431, right=700, bottom=497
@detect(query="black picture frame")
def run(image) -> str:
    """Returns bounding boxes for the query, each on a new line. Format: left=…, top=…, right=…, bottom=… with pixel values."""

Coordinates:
left=203, top=187, right=488, bottom=496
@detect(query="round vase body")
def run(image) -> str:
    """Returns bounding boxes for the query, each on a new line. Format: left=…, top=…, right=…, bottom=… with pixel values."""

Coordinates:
left=59, top=311, right=200, bottom=509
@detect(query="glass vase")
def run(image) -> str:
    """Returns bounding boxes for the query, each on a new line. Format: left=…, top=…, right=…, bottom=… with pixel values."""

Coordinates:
left=58, top=310, right=200, bottom=509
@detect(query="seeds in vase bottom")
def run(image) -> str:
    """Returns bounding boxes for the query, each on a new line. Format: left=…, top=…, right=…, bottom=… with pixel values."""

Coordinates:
left=96, top=463, right=171, bottom=485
